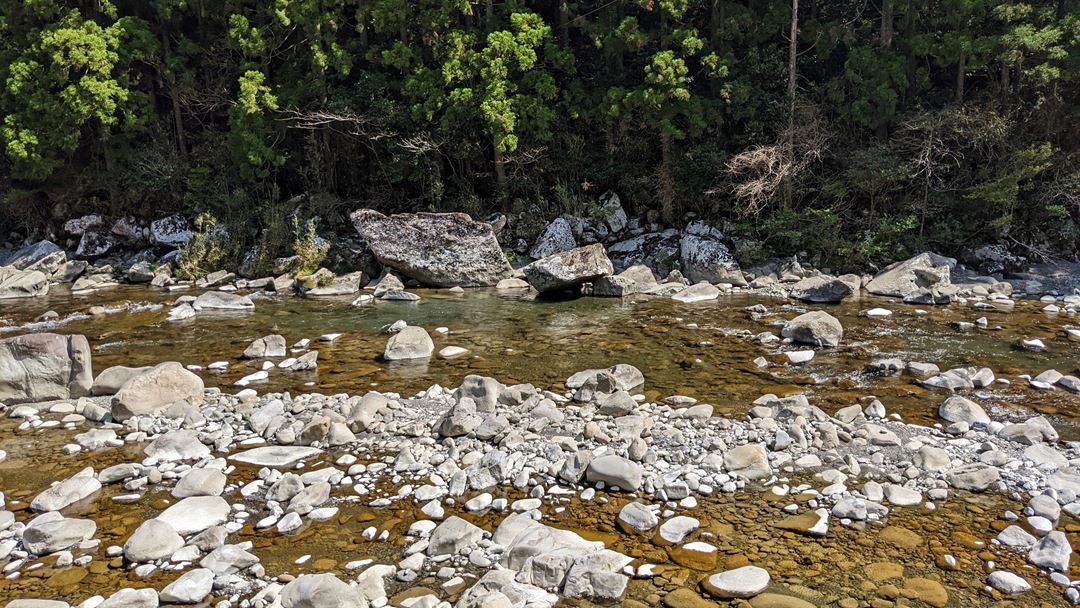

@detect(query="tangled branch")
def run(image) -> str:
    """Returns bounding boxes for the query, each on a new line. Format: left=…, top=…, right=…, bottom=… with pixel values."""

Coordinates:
left=718, top=106, right=829, bottom=216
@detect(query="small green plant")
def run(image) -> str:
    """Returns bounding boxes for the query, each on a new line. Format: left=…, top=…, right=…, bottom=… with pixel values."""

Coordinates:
left=176, top=213, right=228, bottom=279
left=504, top=248, right=527, bottom=265
left=291, top=217, right=329, bottom=278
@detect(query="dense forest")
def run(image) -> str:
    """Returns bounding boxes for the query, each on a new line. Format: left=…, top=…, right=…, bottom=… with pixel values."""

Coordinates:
left=1, top=0, right=1078, bottom=271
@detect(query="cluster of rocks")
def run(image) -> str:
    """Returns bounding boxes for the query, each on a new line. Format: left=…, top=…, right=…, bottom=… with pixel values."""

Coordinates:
left=2, top=321, right=1080, bottom=607
left=0, top=215, right=194, bottom=299
left=3, top=200, right=1072, bottom=322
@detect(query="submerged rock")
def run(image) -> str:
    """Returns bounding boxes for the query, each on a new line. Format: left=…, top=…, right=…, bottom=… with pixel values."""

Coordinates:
left=351, top=209, right=513, bottom=287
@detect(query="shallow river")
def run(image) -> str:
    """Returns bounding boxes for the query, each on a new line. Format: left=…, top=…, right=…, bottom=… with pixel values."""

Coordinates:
left=3, top=285, right=1079, bottom=430
left=1, top=284, right=1079, bottom=607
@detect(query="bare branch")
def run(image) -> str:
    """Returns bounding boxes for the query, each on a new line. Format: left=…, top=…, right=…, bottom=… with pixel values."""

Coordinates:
left=278, top=108, right=397, bottom=141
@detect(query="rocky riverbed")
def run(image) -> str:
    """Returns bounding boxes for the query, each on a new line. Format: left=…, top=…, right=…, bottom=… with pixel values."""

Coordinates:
left=3, top=282, right=1080, bottom=608
left=4, top=210, right=1080, bottom=608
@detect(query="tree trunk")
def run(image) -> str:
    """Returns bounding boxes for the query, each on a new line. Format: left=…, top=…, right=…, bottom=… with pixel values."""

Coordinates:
left=711, top=0, right=721, bottom=43
left=659, top=130, right=675, bottom=224
left=880, top=0, right=893, bottom=48
left=322, top=129, right=337, bottom=194
left=160, top=31, right=188, bottom=158
left=486, top=0, right=493, bottom=29
left=1001, top=62, right=1010, bottom=95
left=358, top=0, right=368, bottom=47
left=493, top=143, right=507, bottom=208
left=784, top=0, right=799, bottom=208
left=955, top=53, right=966, bottom=101
left=559, top=0, right=570, bottom=47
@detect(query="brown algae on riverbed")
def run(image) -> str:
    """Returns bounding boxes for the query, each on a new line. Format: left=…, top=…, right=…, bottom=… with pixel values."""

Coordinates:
left=0, top=419, right=1073, bottom=608
left=0, top=408, right=1075, bottom=607
left=3, top=285, right=1080, bottom=607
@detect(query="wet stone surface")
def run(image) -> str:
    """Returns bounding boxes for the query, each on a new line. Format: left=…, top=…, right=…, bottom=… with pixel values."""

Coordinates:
left=2, top=283, right=1080, bottom=608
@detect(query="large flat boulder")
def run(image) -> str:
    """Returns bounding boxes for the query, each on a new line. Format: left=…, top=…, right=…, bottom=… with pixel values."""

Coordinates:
left=192, top=291, right=254, bottom=311
left=228, top=446, right=324, bottom=467
left=22, top=513, right=97, bottom=555
left=0, top=240, right=66, bottom=274
left=351, top=209, right=513, bottom=287
left=790, top=274, right=859, bottom=302
left=111, top=362, right=205, bottom=421
left=522, top=244, right=613, bottom=294
left=156, top=496, right=230, bottom=535
left=30, top=467, right=101, bottom=512
left=0, top=333, right=92, bottom=403
left=866, top=253, right=954, bottom=298
left=0, top=266, right=49, bottom=299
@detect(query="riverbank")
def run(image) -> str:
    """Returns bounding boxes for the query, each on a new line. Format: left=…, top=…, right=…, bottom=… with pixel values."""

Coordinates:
left=2, top=208, right=1080, bottom=608
left=0, top=349, right=1077, bottom=608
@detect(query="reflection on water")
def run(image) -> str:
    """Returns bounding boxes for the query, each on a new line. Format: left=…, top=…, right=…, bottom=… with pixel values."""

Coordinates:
left=2, top=284, right=1080, bottom=430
